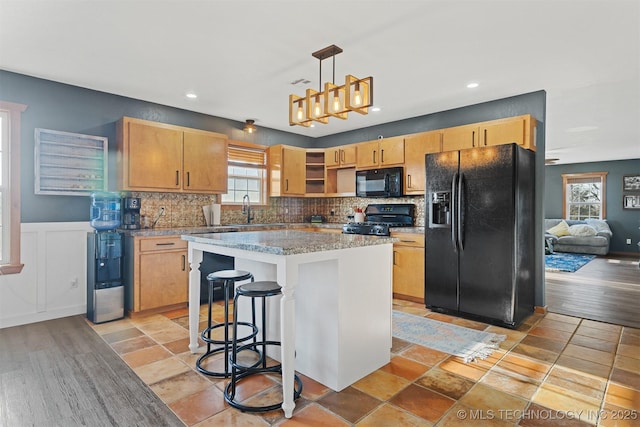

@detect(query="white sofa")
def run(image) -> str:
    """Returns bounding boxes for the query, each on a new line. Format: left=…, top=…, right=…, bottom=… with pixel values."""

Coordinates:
left=544, top=218, right=612, bottom=256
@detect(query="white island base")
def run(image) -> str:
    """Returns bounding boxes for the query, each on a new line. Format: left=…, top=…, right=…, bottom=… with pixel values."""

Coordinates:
left=184, top=232, right=393, bottom=418
left=235, top=245, right=392, bottom=392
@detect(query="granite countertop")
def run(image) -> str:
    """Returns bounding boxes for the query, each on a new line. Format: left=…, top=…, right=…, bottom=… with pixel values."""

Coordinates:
left=121, top=223, right=424, bottom=237
left=182, top=229, right=397, bottom=256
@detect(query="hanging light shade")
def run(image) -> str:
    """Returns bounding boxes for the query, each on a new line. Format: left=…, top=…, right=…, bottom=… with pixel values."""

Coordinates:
left=288, top=94, right=312, bottom=127
left=243, top=119, right=257, bottom=134
left=345, top=75, right=373, bottom=114
left=289, top=44, right=373, bottom=127
left=324, top=81, right=348, bottom=119
left=306, top=88, right=329, bottom=124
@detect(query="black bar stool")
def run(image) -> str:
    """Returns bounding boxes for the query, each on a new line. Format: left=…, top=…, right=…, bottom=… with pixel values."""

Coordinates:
left=196, top=269, right=259, bottom=378
left=224, top=280, right=303, bottom=412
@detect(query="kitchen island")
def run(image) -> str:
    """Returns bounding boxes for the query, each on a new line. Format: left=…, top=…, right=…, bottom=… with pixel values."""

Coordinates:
left=182, top=230, right=396, bottom=418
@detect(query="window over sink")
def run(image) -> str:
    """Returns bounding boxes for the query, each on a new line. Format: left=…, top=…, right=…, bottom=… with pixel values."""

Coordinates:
left=221, top=141, right=267, bottom=206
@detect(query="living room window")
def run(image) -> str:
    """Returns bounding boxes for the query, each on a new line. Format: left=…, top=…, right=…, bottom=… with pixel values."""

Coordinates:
left=221, top=141, right=267, bottom=205
left=562, top=172, right=607, bottom=220
left=0, top=101, right=27, bottom=274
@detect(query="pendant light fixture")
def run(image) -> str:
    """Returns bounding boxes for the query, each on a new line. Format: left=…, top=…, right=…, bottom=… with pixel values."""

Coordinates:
left=289, top=44, right=373, bottom=127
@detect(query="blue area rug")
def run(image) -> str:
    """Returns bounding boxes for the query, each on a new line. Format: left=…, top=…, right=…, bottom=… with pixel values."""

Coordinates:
left=545, top=252, right=596, bottom=272
left=392, top=311, right=505, bottom=363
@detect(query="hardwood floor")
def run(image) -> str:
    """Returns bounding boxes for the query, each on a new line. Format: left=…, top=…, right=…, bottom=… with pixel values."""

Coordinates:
left=0, top=316, right=183, bottom=427
left=545, top=254, right=640, bottom=328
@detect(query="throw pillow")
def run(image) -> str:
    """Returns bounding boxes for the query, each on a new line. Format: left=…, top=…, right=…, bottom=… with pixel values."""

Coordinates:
left=569, top=224, right=597, bottom=236
left=547, top=220, right=571, bottom=237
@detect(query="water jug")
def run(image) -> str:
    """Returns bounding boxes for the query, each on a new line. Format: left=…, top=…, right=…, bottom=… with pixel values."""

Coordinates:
left=90, top=192, right=121, bottom=231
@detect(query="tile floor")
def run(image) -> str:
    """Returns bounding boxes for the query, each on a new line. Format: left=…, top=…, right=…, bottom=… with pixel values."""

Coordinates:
left=88, top=300, right=640, bottom=426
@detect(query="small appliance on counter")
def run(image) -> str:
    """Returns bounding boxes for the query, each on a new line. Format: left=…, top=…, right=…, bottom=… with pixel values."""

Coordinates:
left=342, top=203, right=415, bottom=236
left=87, top=191, right=124, bottom=324
left=121, top=196, right=141, bottom=229
left=310, top=215, right=326, bottom=223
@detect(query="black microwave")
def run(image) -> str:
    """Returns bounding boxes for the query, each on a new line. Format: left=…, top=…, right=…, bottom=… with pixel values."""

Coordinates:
left=356, top=167, right=403, bottom=197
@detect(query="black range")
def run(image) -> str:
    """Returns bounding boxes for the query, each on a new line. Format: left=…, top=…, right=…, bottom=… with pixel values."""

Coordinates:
left=342, top=204, right=415, bottom=236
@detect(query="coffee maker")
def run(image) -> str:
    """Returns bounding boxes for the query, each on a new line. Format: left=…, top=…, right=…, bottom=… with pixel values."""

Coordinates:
left=121, top=197, right=141, bottom=229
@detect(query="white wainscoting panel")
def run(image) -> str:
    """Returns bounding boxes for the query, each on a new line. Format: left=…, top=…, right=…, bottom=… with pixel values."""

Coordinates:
left=0, top=222, right=93, bottom=328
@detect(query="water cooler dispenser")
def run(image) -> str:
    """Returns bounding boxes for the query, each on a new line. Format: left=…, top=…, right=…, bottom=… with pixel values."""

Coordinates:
left=87, top=192, right=125, bottom=323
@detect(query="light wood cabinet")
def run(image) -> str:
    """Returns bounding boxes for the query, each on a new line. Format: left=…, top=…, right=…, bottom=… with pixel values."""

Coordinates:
left=325, top=145, right=357, bottom=168
left=403, top=130, right=442, bottom=195
left=441, top=114, right=536, bottom=152
left=356, top=136, right=404, bottom=169
left=392, top=232, right=425, bottom=302
left=131, top=236, right=189, bottom=313
left=268, top=145, right=306, bottom=196
left=117, top=117, right=228, bottom=193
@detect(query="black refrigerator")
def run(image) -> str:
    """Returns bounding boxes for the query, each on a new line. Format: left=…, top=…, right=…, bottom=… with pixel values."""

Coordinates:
left=425, top=143, right=535, bottom=328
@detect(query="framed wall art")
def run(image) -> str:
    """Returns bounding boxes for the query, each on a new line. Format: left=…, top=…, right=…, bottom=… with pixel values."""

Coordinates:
left=623, top=194, right=640, bottom=210
left=622, top=174, right=640, bottom=192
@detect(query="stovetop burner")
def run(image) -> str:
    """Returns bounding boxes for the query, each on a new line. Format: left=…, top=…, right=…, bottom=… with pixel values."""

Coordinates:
left=342, top=223, right=390, bottom=236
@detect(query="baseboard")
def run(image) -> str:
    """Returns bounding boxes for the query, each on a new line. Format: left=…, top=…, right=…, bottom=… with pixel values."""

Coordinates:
left=0, top=305, right=86, bottom=329
left=608, top=251, right=639, bottom=258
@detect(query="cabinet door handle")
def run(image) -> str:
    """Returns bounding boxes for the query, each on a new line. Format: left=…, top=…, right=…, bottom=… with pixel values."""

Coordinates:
left=373, top=150, right=376, bottom=164
left=175, top=170, right=179, bottom=186
left=156, top=242, right=176, bottom=246
left=472, top=131, right=476, bottom=147
left=285, top=179, right=289, bottom=191
left=400, top=240, right=416, bottom=243
left=186, top=171, right=190, bottom=187
left=181, top=254, right=186, bottom=271
left=340, top=150, right=344, bottom=162
left=407, top=174, right=412, bottom=188
left=381, top=149, right=384, bottom=164
left=483, top=128, right=487, bottom=146
left=335, top=151, right=338, bottom=163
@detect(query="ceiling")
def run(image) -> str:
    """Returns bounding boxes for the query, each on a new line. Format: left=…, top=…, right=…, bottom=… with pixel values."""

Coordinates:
left=1, top=1, right=638, bottom=165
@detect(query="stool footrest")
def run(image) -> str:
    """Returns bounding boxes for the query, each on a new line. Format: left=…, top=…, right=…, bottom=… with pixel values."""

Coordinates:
left=200, top=321, right=258, bottom=345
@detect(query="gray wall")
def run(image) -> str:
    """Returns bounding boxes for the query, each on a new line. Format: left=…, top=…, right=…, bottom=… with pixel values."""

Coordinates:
left=545, top=159, right=640, bottom=253
left=1, top=70, right=547, bottom=307
left=0, top=70, right=313, bottom=223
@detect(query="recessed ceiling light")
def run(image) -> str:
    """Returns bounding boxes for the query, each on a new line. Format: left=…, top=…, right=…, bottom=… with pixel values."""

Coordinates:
left=185, top=92, right=198, bottom=99
left=466, top=82, right=479, bottom=89
left=371, top=106, right=381, bottom=112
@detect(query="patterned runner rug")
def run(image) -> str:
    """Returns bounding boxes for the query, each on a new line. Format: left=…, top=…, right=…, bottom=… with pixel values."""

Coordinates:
left=392, top=311, right=505, bottom=363
left=545, top=252, right=596, bottom=272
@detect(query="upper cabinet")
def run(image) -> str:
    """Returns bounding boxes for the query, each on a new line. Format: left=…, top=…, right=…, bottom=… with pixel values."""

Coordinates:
left=356, top=136, right=405, bottom=169
left=442, top=114, right=536, bottom=152
left=117, top=117, right=228, bottom=193
left=403, top=130, right=442, bottom=195
left=325, top=145, right=357, bottom=168
left=268, top=145, right=306, bottom=196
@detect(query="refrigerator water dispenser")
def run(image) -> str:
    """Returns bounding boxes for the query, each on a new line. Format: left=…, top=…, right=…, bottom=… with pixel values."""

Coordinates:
left=429, top=191, right=451, bottom=228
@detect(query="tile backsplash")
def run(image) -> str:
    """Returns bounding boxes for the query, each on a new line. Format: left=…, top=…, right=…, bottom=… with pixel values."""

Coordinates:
left=129, top=192, right=426, bottom=228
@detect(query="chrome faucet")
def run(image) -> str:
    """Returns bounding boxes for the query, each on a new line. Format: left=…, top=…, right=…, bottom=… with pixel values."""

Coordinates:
left=241, top=194, right=253, bottom=224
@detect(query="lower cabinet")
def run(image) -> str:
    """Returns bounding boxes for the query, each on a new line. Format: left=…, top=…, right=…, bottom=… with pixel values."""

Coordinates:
left=126, top=235, right=189, bottom=314
left=392, top=232, right=425, bottom=302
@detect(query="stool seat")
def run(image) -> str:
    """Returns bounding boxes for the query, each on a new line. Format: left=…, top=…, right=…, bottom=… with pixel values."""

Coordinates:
left=207, top=269, right=253, bottom=282
left=236, top=281, right=282, bottom=298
